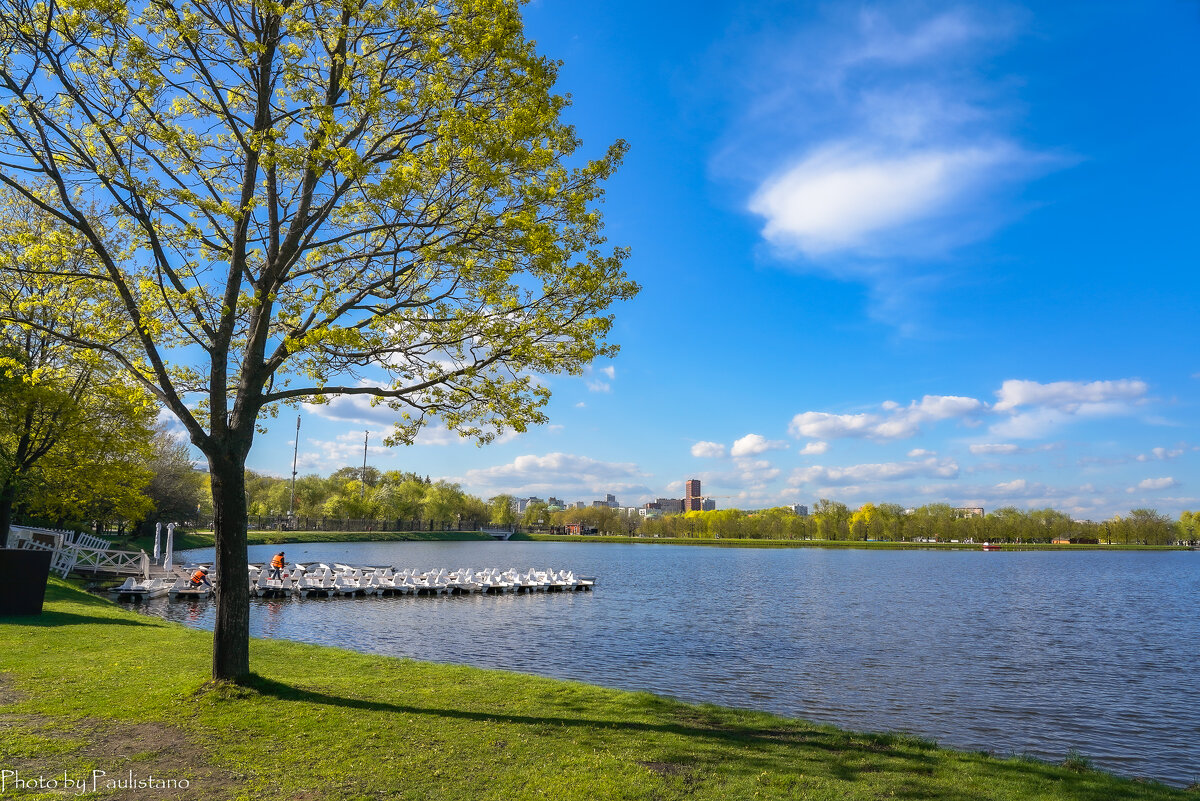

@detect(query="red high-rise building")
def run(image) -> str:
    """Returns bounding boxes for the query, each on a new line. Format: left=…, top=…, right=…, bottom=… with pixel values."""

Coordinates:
left=685, top=479, right=702, bottom=511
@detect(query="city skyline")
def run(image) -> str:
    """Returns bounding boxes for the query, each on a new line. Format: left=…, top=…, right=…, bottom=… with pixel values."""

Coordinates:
left=213, top=1, right=1199, bottom=520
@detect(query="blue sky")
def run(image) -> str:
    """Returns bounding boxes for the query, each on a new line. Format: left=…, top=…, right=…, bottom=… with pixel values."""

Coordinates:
left=241, top=0, right=1200, bottom=520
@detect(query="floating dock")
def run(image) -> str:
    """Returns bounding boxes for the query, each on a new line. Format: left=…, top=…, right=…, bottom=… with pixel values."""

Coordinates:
left=114, top=564, right=594, bottom=601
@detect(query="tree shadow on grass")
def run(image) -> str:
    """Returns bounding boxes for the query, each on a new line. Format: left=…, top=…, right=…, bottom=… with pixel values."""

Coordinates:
left=246, top=672, right=851, bottom=748
left=242, top=674, right=1185, bottom=801
left=243, top=672, right=944, bottom=773
left=44, top=582, right=128, bottom=607
left=1, top=610, right=156, bottom=627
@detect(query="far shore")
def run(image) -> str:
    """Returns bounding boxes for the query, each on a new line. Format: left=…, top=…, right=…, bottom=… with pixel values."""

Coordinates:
left=515, top=533, right=1189, bottom=550
left=114, top=528, right=1189, bottom=553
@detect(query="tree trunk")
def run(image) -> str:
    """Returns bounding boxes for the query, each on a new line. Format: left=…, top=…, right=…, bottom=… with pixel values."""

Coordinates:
left=0, top=481, right=16, bottom=549
left=209, top=448, right=251, bottom=683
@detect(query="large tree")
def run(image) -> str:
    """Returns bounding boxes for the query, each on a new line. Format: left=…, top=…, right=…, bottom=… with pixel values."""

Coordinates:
left=0, top=318, right=157, bottom=544
left=0, top=0, right=635, bottom=681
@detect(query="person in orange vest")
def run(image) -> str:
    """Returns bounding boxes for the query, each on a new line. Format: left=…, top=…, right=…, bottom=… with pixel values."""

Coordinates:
left=269, top=552, right=286, bottom=580
left=189, top=567, right=211, bottom=588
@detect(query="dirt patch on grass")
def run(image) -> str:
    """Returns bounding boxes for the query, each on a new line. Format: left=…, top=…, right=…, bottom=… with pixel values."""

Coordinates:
left=0, top=714, right=244, bottom=800
left=0, top=672, right=28, bottom=705
left=639, top=760, right=689, bottom=777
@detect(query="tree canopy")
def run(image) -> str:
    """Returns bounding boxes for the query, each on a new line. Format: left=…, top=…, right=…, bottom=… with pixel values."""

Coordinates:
left=0, top=0, right=635, bottom=681
left=0, top=319, right=157, bottom=544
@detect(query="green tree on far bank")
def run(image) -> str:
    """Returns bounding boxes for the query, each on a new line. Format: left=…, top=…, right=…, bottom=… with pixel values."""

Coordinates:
left=813, top=499, right=851, bottom=540
left=521, top=501, right=551, bottom=530
left=488, top=495, right=517, bottom=528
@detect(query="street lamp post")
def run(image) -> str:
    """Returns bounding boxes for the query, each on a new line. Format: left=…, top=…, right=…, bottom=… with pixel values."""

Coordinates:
left=288, top=415, right=300, bottom=519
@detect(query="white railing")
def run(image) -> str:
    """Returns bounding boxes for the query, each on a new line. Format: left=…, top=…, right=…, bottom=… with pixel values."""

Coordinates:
left=10, top=525, right=69, bottom=551
left=59, top=544, right=149, bottom=579
left=73, top=532, right=110, bottom=551
left=10, top=525, right=149, bottom=579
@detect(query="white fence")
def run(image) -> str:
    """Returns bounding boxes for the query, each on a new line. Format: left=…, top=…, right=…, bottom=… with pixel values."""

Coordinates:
left=10, top=526, right=149, bottom=579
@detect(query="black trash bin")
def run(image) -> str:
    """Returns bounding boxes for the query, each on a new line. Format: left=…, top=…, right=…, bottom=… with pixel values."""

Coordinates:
left=0, top=549, right=53, bottom=616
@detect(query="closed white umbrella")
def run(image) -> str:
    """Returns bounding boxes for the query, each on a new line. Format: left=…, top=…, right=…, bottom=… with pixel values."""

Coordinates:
left=152, top=522, right=161, bottom=561
left=164, top=523, right=176, bottom=571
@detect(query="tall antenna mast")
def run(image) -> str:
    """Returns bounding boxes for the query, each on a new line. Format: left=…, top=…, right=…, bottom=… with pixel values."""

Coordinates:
left=288, top=415, right=300, bottom=516
left=361, top=430, right=369, bottom=499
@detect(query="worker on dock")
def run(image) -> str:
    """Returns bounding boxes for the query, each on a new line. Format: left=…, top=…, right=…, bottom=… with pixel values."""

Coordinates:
left=189, top=567, right=211, bottom=588
left=269, top=552, right=286, bottom=580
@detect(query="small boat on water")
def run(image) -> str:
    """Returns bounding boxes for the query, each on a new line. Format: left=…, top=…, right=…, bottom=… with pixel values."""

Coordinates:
left=167, top=564, right=216, bottom=598
left=110, top=576, right=175, bottom=601
left=169, top=583, right=214, bottom=599
left=980, top=543, right=1002, bottom=551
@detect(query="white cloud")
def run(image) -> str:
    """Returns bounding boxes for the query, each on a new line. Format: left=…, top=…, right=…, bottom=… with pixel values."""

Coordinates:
left=730, top=433, right=788, bottom=457
left=304, top=394, right=524, bottom=446
left=724, top=3, right=1061, bottom=324
left=1136, top=447, right=1183, bottom=462
left=687, top=460, right=782, bottom=493
left=790, top=394, right=982, bottom=441
left=733, top=456, right=781, bottom=483
left=1133, top=477, right=1178, bottom=492
left=751, top=144, right=1024, bottom=256
left=691, top=441, right=727, bottom=459
left=410, top=425, right=459, bottom=446
left=575, top=401, right=587, bottom=408
left=969, top=442, right=1061, bottom=456
left=304, top=394, right=406, bottom=428
left=842, top=8, right=995, bottom=69
left=307, top=431, right=393, bottom=469
left=907, top=448, right=935, bottom=458
left=155, top=407, right=191, bottom=441
left=990, top=478, right=1037, bottom=496
left=584, top=364, right=616, bottom=393
left=789, top=457, right=959, bottom=486
left=789, top=411, right=879, bottom=439
left=788, top=379, right=1149, bottom=446
left=990, top=379, right=1149, bottom=439
left=920, top=477, right=1077, bottom=504
left=970, top=443, right=1020, bottom=455
left=993, top=379, right=1148, bottom=412
left=989, top=408, right=1084, bottom=440
left=801, top=441, right=830, bottom=455
left=461, top=453, right=650, bottom=500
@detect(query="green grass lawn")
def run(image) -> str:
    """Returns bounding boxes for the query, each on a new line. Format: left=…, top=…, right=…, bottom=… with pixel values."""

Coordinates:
left=1, top=580, right=1194, bottom=800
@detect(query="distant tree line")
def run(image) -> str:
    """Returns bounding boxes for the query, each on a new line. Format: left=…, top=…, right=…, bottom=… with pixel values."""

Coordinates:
left=243, top=468, right=488, bottom=531
left=634, top=501, right=1187, bottom=545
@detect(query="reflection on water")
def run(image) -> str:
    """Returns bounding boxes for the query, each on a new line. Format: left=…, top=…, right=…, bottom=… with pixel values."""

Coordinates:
left=122, top=541, right=1200, bottom=786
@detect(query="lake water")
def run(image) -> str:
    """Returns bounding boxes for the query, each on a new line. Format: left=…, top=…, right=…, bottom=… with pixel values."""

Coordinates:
left=124, top=541, right=1200, bottom=786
